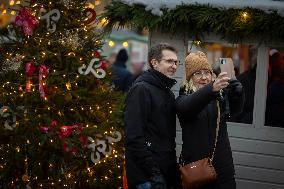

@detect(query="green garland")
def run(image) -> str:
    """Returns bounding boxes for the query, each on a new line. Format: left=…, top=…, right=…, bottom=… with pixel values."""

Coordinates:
left=103, top=1, right=284, bottom=43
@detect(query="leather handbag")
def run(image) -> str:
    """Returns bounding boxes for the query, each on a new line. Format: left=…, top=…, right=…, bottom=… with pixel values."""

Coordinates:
left=179, top=101, right=221, bottom=189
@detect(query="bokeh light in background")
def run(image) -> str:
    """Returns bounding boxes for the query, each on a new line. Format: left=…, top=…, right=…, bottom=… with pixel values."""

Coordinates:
left=108, top=40, right=115, bottom=47
left=122, top=41, right=128, bottom=48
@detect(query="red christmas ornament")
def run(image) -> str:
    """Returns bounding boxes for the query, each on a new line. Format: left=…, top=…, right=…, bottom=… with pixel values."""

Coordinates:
left=84, top=8, right=97, bottom=25
left=39, top=120, right=58, bottom=133
left=60, top=126, right=74, bottom=138
left=25, top=62, right=37, bottom=77
left=93, top=51, right=101, bottom=58
left=39, top=126, right=50, bottom=133
left=100, top=60, right=109, bottom=70
left=50, top=120, right=59, bottom=128
left=59, top=124, right=80, bottom=138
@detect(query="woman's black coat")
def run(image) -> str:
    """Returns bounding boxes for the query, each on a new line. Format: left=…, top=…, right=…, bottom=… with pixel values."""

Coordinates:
left=176, top=82, right=244, bottom=187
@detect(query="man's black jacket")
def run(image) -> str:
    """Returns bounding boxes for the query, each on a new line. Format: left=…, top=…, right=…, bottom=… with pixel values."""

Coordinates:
left=124, top=69, right=177, bottom=188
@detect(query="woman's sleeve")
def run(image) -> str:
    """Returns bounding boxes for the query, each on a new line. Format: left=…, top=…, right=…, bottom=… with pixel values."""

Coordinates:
left=176, top=83, right=218, bottom=119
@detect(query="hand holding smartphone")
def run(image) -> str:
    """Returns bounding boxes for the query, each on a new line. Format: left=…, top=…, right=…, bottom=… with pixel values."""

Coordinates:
left=219, top=58, right=235, bottom=79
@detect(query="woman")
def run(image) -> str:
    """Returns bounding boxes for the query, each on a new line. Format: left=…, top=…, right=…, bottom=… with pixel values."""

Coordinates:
left=176, top=51, right=244, bottom=189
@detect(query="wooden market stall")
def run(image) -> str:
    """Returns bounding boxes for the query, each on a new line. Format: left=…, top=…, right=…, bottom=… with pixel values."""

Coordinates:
left=104, top=1, right=284, bottom=188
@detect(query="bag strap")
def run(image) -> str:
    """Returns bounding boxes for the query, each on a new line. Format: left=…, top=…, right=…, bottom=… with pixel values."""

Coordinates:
left=210, top=100, right=221, bottom=162
left=179, top=100, right=221, bottom=165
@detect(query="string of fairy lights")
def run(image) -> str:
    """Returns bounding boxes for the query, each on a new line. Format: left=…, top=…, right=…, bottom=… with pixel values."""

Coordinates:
left=1, top=88, right=123, bottom=187
left=0, top=83, right=122, bottom=187
left=1, top=150, right=122, bottom=187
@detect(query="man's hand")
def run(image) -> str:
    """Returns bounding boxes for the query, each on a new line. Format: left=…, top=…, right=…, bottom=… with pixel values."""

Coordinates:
left=150, top=174, right=168, bottom=189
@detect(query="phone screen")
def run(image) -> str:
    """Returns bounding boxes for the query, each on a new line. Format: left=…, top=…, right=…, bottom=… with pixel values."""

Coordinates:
left=219, top=58, right=235, bottom=79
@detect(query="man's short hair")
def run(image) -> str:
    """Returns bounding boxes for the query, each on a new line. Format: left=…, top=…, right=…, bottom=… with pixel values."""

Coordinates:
left=148, top=43, right=177, bottom=68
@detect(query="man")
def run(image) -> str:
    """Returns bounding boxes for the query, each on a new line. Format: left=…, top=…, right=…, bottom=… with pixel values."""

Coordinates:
left=124, top=43, right=180, bottom=189
left=112, top=48, right=133, bottom=92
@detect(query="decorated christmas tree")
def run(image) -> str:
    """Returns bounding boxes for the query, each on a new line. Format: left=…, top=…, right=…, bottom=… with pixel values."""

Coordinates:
left=0, top=0, right=124, bottom=188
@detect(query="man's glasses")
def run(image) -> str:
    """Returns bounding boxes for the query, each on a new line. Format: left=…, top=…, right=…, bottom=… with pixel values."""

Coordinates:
left=192, top=70, right=212, bottom=79
left=161, top=59, right=180, bottom=66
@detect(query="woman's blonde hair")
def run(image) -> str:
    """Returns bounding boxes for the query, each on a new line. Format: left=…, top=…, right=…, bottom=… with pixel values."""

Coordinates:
left=183, top=71, right=216, bottom=93
left=184, top=78, right=197, bottom=93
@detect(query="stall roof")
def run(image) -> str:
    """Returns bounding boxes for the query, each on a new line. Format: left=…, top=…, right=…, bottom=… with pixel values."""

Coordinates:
left=105, top=1, right=284, bottom=42
left=121, top=0, right=284, bottom=16
left=109, top=29, right=148, bottom=43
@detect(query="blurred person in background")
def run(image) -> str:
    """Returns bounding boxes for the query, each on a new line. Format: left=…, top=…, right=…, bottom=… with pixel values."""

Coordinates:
left=107, top=52, right=117, bottom=66
left=112, top=49, right=133, bottom=93
left=265, top=50, right=284, bottom=127
left=231, top=46, right=257, bottom=124
left=131, top=61, right=146, bottom=81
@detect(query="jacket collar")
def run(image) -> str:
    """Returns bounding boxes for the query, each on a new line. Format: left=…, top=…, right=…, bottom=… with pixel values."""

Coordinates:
left=136, top=69, right=177, bottom=90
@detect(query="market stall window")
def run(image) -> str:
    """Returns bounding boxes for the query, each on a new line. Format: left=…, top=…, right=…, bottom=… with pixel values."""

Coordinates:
left=265, top=48, right=284, bottom=128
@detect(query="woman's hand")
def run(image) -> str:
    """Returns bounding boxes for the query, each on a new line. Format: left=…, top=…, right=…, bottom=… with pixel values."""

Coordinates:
left=213, top=72, right=230, bottom=92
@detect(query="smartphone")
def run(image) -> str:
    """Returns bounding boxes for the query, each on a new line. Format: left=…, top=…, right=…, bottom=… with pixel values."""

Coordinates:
left=219, top=58, right=235, bottom=79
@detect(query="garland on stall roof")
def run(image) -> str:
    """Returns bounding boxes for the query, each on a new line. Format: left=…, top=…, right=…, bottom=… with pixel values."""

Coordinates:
left=103, top=1, right=284, bottom=43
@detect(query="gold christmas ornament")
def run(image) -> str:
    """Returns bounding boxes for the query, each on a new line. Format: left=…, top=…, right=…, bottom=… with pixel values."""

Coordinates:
left=0, top=14, right=10, bottom=28
left=22, top=174, right=29, bottom=182
left=66, top=82, right=72, bottom=90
